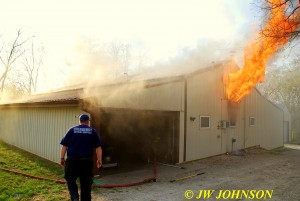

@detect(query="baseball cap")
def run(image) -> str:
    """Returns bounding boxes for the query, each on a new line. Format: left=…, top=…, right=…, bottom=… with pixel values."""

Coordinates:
left=79, top=114, right=90, bottom=121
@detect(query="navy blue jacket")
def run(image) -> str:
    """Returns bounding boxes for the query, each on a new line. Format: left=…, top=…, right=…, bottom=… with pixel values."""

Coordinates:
left=60, top=124, right=103, bottom=159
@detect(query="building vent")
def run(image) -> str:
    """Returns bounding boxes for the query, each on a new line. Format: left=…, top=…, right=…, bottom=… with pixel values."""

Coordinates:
left=218, top=120, right=230, bottom=129
left=249, top=117, right=255, bottom=126
left=230, top=120, right=236, bottom=127
left=220, top=120, right=230, bottom=129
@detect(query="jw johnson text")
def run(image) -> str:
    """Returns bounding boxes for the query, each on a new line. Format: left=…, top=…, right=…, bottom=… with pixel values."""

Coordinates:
left=184, top=189, right=274, bottom=200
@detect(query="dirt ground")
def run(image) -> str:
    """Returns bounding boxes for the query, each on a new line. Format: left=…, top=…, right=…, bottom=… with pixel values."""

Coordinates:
left=91, top=145, right=300, bottom=201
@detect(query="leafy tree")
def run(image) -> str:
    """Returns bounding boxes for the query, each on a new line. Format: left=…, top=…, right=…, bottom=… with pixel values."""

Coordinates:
left=258, top=58, right=300, bottom=141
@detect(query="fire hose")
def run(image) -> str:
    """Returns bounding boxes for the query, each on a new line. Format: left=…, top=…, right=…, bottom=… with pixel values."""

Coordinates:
left=0, top=159, right=157, bottom=189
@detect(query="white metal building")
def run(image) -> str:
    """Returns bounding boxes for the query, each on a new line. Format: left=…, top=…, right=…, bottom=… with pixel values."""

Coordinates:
left=0, top=61, right=284, bottom=164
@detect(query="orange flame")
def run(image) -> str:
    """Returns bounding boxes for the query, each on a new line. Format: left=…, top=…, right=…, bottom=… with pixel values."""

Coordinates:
left=226, top=0, right=299, bottom=103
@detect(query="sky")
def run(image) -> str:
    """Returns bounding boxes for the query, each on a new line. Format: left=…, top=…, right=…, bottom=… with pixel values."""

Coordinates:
left=0, top=0, right=259, bottom=92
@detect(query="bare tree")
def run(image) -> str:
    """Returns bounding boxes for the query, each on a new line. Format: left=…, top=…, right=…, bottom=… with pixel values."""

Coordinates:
left=109, top=42, right=132, bottom=77
left=22, top=39, right=45, bottom=94
left=0, top=30, right=28, bottom=93
left=259, top=0, right=300, bottom=41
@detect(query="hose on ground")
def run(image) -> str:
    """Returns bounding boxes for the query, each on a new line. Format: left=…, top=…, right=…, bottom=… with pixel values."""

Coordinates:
left=0, top=159, right=157, bottom=188
left=0, top=167, right=66, bottom=184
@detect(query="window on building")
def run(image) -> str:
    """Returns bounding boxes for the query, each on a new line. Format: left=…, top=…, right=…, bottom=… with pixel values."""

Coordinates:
left=200, top=116, right=210, bottom=129
left=249, top=117, right=255, bottom=126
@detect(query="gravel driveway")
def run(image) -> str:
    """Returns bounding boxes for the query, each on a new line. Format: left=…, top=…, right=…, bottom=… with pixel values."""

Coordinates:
left=92, top=145, right=300, bottom=201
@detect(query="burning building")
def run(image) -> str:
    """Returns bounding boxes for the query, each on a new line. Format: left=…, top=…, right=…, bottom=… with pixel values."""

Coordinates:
left=0, top=60, right=284, bottom=165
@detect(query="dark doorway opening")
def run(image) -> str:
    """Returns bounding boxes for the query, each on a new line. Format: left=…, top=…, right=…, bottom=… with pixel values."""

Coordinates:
left=90, top=108, right=179, bottom=166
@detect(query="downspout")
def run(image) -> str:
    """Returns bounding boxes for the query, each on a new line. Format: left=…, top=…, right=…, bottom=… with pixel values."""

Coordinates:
left=183, top=79, right=187, bottom=161
left=244, top=99, right=246, bottom=149
left=282, top=109, right=284, bottom=145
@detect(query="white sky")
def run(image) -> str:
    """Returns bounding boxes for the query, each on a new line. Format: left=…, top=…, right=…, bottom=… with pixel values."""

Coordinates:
left=0, top=0, right=258, bottom=92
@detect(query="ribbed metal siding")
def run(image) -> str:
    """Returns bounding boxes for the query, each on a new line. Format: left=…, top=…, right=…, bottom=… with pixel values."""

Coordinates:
left=0, top=106, right=85, bottom=163
left=244, top=88, right=260, bottom=147
left=185, top=62, right=283, bottom=162
left=186, top=66, right=224, bottom=161
left=261, top=96, right=284, bottom=149
left=244, top=89, right=283, bottom=149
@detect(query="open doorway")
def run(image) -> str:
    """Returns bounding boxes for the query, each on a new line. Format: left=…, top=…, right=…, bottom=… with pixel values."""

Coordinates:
left=91, top=108, right=180, bottom=167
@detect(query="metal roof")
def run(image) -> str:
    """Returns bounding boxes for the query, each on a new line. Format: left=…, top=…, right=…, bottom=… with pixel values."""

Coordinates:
left=0, top=89, right=83, bottom=106
left=0, top=60, right=231, bottom=106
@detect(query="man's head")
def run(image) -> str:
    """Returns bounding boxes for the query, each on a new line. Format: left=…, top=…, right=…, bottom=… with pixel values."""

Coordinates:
left=79, top=114, right=90, bottom=125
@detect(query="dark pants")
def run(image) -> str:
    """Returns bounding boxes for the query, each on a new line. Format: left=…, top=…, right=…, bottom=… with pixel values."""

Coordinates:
left=64, top=158, right=93, bottom=201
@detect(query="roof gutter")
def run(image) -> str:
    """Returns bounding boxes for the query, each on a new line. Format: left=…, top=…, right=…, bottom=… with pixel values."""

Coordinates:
left=0, top=100, right=80, bottom=108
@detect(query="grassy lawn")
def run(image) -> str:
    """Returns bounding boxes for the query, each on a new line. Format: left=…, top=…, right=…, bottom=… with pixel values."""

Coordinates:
left=0, top=141, right=68, bottom=201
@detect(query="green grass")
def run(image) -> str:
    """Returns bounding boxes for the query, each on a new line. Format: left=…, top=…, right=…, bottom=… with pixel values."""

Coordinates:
left=0, top=141, right=68, bottom=201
